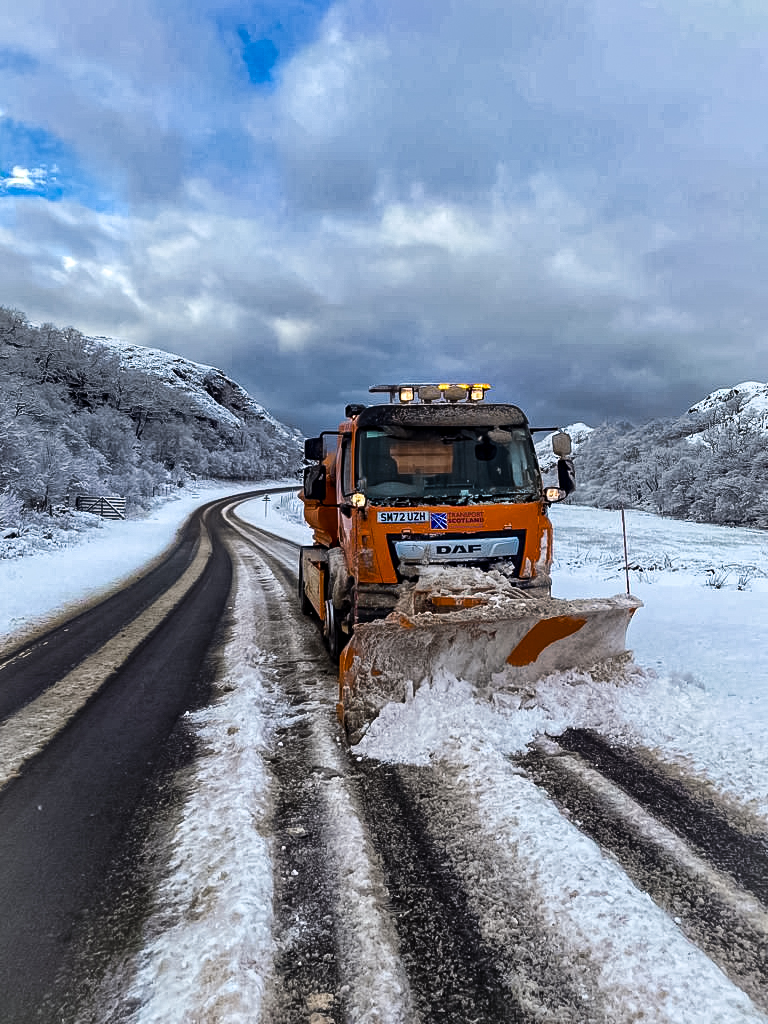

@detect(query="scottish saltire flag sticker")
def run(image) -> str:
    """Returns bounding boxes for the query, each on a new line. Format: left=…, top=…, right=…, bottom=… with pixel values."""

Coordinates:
left=430, top=512, right=448, bottom=529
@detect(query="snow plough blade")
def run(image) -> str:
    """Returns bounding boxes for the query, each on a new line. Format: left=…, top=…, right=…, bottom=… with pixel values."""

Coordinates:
left=337, top=568, right=641, bottom=741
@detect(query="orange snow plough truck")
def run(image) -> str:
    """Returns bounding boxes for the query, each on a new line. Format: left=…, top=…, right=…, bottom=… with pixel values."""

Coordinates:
left=299, top=383, right=641, bottom=740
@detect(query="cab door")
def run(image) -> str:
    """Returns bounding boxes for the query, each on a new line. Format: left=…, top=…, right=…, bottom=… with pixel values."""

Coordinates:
left=337, top=430, right=356, bottom=562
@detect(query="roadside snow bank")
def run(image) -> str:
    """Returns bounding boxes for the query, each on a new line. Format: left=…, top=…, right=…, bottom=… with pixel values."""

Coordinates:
left=123, top=646, right=281, bottom=1024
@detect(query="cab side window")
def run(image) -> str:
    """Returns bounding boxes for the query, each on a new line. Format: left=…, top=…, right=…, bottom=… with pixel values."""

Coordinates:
left=341, top=434, right=354, bottom=496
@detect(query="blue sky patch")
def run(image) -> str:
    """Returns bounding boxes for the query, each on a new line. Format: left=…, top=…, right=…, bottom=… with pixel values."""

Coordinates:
left=0, top=47, right=37, bottom=74
left=218, top=1, right=332, bottom=85
left=239, top=29, right=278, bottom=85
left=0, top=164, right=62, bottom=199
left=0, top=118, right=111, bottom=208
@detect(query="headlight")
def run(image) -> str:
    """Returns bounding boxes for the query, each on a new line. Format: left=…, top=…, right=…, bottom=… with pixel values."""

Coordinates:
left=351, top=492, right=367, bottom=508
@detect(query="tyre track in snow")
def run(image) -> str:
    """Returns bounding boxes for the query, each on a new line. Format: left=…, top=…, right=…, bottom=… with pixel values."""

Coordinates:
left=519, top=729, right=768, bottom=1010
left=557, top=727, right=768, bottom=902
left=350, top=760, right=523, bottom=1022
left=232, top=537, right=344, bottom=1021
left=230, top=513, right=576, bottom=1022
left=349, top=759, right=606, bottom=1023
left=224, top=511, right=417, bottom=1023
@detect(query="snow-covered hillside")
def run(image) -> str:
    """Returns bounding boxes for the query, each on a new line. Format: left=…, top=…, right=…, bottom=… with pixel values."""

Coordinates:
left=87, top=334, right=301, bottom=446
left=535, top=422, right=593, bottom=472
left=687, top=380, right=768, bottom=425
left=536, top=381, right=768, bottom=483
left=571, top=379, right=768, bottom=526
left=0, top=306, right=303, bottom=519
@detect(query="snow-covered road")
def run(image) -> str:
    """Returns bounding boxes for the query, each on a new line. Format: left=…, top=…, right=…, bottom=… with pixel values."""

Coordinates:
left=2, top=487, right=768, bottom=1022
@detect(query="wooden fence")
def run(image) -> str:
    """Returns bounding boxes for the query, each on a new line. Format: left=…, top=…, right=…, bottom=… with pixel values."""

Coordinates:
left=75, top=495, right=127, bottom=520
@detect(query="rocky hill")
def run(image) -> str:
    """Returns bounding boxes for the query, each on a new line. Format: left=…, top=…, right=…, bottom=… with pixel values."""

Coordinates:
left=0, top=306, right=302, bottom=518
left=86, top=333, right=300, bottom=448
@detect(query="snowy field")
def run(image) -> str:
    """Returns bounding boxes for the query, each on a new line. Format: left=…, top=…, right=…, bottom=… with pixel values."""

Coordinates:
left=4, top=486, right=768, bottom=1022
left=549, top=505, right=768, bottom=817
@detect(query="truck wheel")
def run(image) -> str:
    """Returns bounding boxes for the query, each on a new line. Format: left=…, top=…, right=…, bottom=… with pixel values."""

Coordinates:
left=298, top=555, right=313, bottom=616
left=324, top=599, right=344, bottom=661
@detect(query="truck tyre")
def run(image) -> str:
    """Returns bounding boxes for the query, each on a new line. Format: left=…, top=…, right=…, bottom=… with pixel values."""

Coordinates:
left=324, top=599, right=344, bottom=661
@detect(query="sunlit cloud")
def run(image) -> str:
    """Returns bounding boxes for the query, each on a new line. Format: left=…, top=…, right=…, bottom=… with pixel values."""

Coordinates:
left=2, top=164, right=48, bottom=190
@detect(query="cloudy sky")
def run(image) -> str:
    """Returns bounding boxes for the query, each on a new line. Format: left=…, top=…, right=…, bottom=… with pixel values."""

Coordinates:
left=1, top=0, right=767, bottom=433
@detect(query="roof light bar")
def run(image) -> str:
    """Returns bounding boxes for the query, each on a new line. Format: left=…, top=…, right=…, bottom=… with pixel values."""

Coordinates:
left=418, top=385, right=442, bottom=403
left=369, top=383, right=491, bottom=404
left=442, top=384, right=468, bottom=403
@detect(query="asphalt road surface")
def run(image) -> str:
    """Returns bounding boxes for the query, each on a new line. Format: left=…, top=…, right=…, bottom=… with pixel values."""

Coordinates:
left=2, top=489, right=768, bottom=1024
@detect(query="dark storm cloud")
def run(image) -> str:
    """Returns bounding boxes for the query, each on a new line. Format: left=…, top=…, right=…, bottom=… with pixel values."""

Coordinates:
left=2, top=0, right=768, bottom=433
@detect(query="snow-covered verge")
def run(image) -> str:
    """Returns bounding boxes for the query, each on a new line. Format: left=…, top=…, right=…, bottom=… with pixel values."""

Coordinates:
left=0, top=505, right=106, bottom=560
left=235, top=491, right=311, bottom=547
left=551, top=506, right=768, bottom=815
left=355, top=505, right=768, bottom=817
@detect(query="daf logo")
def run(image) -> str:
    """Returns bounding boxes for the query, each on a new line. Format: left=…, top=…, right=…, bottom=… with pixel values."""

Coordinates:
left=394, top=535, right=521, bottom=564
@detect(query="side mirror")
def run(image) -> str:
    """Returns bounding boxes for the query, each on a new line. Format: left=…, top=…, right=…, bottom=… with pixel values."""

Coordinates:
left=304, top=436, right=323, bottom=461
left=303, top=463, right=327, bottom=501
left=552, top=431, right=572, bottom=457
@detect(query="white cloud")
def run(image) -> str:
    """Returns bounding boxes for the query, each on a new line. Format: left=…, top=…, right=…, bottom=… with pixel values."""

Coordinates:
left=270, top=316, right=315, bottom=352
left=379, top=202, right=492, bottom=254
left=279, top=10, right=387, bottom=138
left=2, top=165, right=47, bottom=190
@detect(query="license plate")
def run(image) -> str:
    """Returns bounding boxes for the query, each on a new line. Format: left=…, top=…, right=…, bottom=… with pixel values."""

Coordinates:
left=378, top=510, right=429, bottom=524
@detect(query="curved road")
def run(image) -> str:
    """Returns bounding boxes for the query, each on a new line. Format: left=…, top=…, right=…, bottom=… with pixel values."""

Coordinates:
left=2, top=488, right=768, bottom=1023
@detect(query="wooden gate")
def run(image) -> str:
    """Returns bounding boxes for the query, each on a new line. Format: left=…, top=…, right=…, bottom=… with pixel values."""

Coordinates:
left=75, top=495, right=127, bottom=520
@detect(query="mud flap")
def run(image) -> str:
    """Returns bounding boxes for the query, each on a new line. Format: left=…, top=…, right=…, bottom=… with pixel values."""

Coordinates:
left=337, top=590, right=642, bottom=740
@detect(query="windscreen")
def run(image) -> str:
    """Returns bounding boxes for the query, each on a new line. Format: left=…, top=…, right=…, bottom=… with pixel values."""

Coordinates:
left=357, top=425, right=541, bottom=502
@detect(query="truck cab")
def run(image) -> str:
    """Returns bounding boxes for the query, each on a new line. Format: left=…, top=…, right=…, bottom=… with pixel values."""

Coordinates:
left=300, top=382, right=573, bottom=656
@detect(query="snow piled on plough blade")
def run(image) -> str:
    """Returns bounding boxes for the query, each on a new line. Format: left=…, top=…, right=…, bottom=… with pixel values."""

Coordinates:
left=337, top=567, right=642, bottom=741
